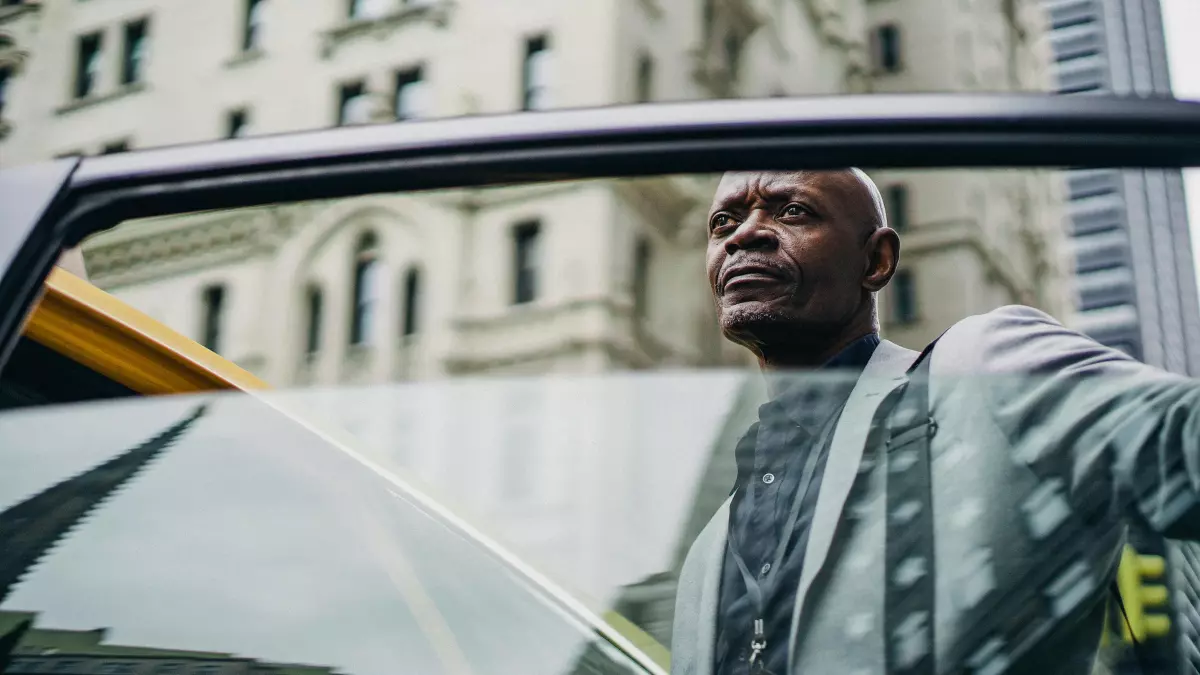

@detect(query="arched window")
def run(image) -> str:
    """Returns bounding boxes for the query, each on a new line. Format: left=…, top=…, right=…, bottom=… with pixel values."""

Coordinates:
left=304, top=284, right=323, bottom=356
left=401, top=267, right=421, bottom=337
left=349, top=232, right=380, bottom=346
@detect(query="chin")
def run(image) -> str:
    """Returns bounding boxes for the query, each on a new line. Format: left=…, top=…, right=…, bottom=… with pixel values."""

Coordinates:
left=719, top=303, right=794, bottom=344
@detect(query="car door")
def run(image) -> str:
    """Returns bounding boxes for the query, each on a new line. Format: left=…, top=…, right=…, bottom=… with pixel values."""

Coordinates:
left=1, top=94, right=1199, bottom=675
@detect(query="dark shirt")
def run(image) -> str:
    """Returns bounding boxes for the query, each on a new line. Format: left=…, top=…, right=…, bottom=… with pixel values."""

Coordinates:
left=714, top=334, right=880, bottom=675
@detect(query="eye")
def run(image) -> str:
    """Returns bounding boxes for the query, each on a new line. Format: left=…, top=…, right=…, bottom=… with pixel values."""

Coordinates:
left=710, top=213, right=737, bottom=232
left=780, top=203, right=807, bottom=218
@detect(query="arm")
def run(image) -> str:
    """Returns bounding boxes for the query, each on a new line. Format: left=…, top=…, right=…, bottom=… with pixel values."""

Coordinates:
left=960, top=305, right=1200, bottom=540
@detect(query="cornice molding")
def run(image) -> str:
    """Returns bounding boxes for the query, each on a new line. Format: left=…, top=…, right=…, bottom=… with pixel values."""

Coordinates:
left=445, top=336, right=695, bottom=374
left=432, top=182, right=587, bottom=212
left=447, top=297, right=703, bottom=372
left=452, top=296, right=625, bottom=332
left=84, top=210, right=279, bottom=287
left=613, top=177, right=704, bottom=243
left=320, top=0, right=455, bottom=60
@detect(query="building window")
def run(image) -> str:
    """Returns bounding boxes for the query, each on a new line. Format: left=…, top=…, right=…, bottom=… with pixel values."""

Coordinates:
left=724, top=32, right=744, bottom=80
left=74, top=32, right=103, bottom=99
left=512, top=220, right=541, bottom=304
left=350, top=232, right=381, bottom=345
left=242, top=0, right=265, bottom=52
left=890, top=269, right=917, bottom=325
left=632, top=237, right=652, bottom=319
left=121, top=18, right=149, bottom=85
left=305, top=284, right=323, bottom=356
left=337, top=81, right=371, bottom=126
left=226, top=108, right=249, bottom=138
left=0, top=66, right=10, bottom=118
left=871, top=24, right=903, bottom=73
left=402, top=267, right=420, bottom=336
left=394, top=66, right=426, bottom=120
left=885, top=184, right=909, bottom=231
left=522, top=34, right=551, bottom=111
left=635, top=52, right=654, bottom=103
left=702, top=0, right=715, bottom=40
left=100, top=140, right=129, bottom=154
left=348, top=0, right=389, bottom=20
left=201, top=285, right=226, bottom=353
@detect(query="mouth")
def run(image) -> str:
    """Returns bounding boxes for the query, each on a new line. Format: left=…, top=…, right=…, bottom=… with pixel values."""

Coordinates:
left=722, top=264, right=788, bottom=291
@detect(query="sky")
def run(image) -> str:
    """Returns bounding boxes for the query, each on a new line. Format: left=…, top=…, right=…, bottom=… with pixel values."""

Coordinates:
left=1160, top=0, right=1200, bottom=296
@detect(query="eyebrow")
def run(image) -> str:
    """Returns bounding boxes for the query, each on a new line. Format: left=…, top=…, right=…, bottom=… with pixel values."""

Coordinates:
left=713, top=179, right=830, bottom=214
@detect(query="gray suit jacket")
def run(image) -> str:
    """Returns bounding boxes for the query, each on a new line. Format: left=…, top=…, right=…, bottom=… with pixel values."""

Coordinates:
left=671, top=305, right=1200, bottom=675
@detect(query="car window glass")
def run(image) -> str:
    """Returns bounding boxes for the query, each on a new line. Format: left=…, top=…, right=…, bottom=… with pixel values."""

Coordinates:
left=0, top=392, right=654, bottom=675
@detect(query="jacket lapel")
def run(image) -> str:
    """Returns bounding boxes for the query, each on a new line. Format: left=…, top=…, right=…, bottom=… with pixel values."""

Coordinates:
left=693, top=497, right=731, bottom=675
left=786, top=339, right=918, bottom=667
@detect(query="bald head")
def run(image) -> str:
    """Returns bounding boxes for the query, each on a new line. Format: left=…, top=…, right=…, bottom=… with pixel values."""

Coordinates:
left=704, top=169, right=901, bottom=368
left=847, top=168, right=888, bottom=232
left=713, top=168, right=887, bottom=235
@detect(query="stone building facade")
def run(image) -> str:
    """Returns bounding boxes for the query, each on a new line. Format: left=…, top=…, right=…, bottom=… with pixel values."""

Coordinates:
left=0, top=0, right=1071, bottom=387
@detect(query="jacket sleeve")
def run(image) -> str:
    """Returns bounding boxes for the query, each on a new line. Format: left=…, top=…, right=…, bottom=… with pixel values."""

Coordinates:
left=960, top=305, right=1200, bottom=540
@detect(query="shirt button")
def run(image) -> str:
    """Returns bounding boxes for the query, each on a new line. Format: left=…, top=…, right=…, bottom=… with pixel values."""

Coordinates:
left=761, top=563, right=771, bottom=576
left=762, top=473, right=775, bottom=484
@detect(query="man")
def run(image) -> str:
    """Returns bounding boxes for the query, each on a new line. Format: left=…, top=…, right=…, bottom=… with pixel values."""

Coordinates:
left=670, top=169, right=1200, bottom=675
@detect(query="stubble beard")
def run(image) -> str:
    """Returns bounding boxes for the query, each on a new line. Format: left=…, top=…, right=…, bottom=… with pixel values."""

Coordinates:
left=719, top=302, right=797, bottom=352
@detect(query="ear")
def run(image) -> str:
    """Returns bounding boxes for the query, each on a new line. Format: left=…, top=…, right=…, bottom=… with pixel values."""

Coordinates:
left=862, top=227, right=899, bottom=292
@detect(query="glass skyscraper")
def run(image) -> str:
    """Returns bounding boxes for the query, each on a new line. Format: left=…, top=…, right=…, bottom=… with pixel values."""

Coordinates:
left=1045, top=0, right=1200, bottom=377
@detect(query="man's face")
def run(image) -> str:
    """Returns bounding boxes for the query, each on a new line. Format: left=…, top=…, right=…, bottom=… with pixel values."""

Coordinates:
left=705, top=171, right=879, bottom=348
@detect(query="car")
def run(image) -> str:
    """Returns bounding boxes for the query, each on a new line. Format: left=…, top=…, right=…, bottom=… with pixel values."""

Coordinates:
left=2, top=93, right=1199, bottom=675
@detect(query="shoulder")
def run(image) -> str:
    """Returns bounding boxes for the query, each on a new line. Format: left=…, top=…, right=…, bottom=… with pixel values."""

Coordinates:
left=935, top=304, right=1142, bottom=376
left=955, top=304, right=1066, bottom=336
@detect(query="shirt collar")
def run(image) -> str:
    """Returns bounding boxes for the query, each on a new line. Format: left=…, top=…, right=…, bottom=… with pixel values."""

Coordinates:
left=731, top=333, right=881, bottom=490
left=765, top=333, right=881, bottom=405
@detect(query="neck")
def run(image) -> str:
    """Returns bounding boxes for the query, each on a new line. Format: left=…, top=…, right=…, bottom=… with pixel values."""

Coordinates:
left=758, top=329, right=875, bottom=371
left=755, top=319, right=878, bottom=397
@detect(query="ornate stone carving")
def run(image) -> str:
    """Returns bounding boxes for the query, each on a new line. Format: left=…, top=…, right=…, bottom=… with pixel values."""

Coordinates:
left=614, top=176, right=703, bottom=243
left=320, top=0, right=455, bottom=60
left=690, top=0, right=763, bottom=98
left=83, top=210, right=277, bottom=288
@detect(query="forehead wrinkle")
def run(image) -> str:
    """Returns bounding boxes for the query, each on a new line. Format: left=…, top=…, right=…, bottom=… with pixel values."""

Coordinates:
left=713, top=171, right=827, bottom=213
left=710, top=175, right=751, bottom=213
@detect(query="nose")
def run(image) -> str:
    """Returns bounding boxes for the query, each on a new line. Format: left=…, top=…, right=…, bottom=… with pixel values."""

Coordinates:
left=723, top=212, right=778, bottom=255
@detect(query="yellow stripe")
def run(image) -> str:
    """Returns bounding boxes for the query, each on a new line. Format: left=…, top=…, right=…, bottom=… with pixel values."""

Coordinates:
left=21, top=268, right=268, bottom=395
left=602, top=611, right=671, bottom=670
